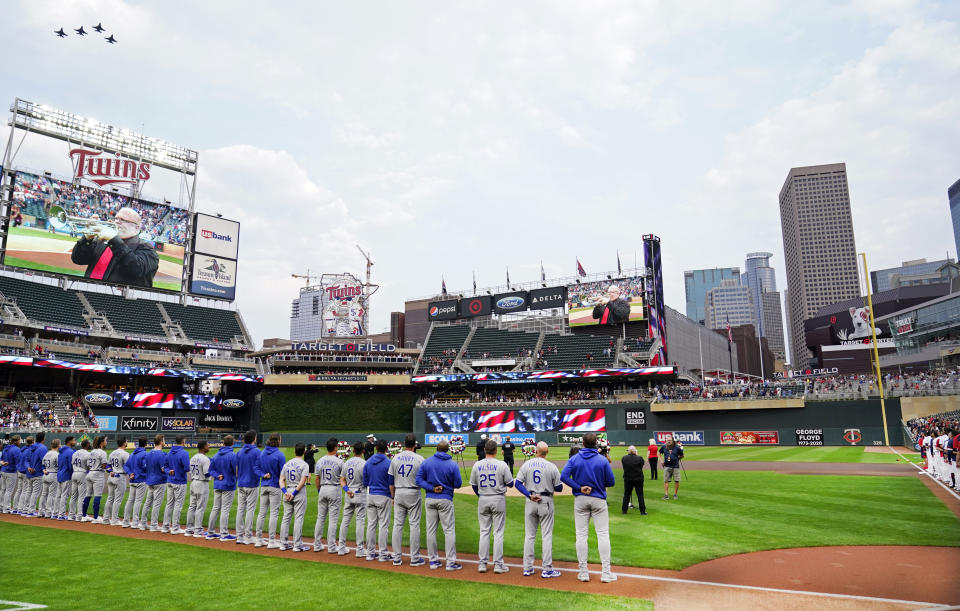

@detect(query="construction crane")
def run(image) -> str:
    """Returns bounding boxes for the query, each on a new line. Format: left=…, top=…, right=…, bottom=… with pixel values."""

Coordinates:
left=291, top=269, right=322, bottom=287
left=356, top=245, right=380, bottom=323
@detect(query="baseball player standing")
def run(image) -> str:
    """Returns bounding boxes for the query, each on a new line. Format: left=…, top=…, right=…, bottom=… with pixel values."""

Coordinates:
left=514, top=441, right=563, bottom=578
left=254, top=434, right=285, bottom=548
left=362, top=439, right=393, bottom=561
left=0, top=436, right=22, bottom=513
left=389, top=434, right=425, bottom=567
left=279, top=442, right=310, bottom=552
left=469, top=438, right=514, bottom=574
left=25, top=432, right=47, bottom=517
left=314, top=437, right=343, bottom=553
left=55, top=437, right=74, bottom=520
left=560, top=432, right=617, bottom=583
left=235, top=430, right=262, bottom=545
left=83, top=436, right=108, bottom=523
left=104, top=438, right=129, bottom=525
left=39, top=439, right=60, bottom=518
left=69, top=439, right=91, bottom=521
left=161, top=435, right=190, bottom=534
left=415, top=439, right=462, bottom=571
left=206, top=436, right=238, bottom=541
left=122, top=438, right=148, bottom=529
left=337, top=441, right=367, bottom=557
left=142, top=435, right=168, bottom=531
left=184, top=441, right=211, bottom=538
left=13, top=436, right=34, bottom=515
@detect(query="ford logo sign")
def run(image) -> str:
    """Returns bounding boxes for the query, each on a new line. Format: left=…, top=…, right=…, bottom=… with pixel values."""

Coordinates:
left=222, top=399, right=245, bottom=408
left=429, top=306, right=439, bottom=317
left=496, top=296, right=525, bottom=309
left=84, top=393, right=113, bottom=406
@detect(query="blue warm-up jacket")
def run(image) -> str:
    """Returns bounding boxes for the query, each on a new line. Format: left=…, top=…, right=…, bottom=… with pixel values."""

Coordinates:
left=145, top=448, right=168, bottom=486
left=26, top=442, right=46, bottom=479
left=362, top=453, right=391, bottom=497
left=415, top=452, right=461, bottom=500
left=236, top=443, right=262, bottom=488
left=210, top=446, right=238, bottom=491
left=57, top=445, right=74, bottom=483
left=257, top=446, right=284, bottom=489
left=165, top=446, right=190, bottom=485
left=560, top=447, right=616, bottom=500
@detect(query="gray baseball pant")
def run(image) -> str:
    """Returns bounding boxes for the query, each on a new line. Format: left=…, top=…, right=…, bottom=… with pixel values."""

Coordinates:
left=0, top=472, right=14, bottom=511
left=162, top=483, right=187, bottom=529
left=314, top=485, right=342, bottom=551
left=207, top=489, right=235, bottom=535
left=524, top=496, right=555, bottom=572
left=144, top=483, right=165, bottom=526
left=236, top=486, right=258, bottom=540
left=57, top=481, right=72, bottom=516
left=123, top=482, right=146, bottom=526
left=14, top=474, right=28, bottom=511
left=105, top=475, right=127, bottom=521
left=425, top=497, right=457, bottom=567
left=26, top=477, right=43, bottom=512
left=40, top=476, right=58, bottom=516
left=280, top=491, right=307, bottom=548
left=574, top=495, right=613, bottom=579
left=477, top=495, right=506, bottom=569
left=86, top=472, right=106, bottom=497
left=338, top=491, right=366, bottom=553
left=69, top=472, right=88, bottom=518
left=392, top=488, right=423, bottom=562
left=365, top=494, right=392, bottom=556
left=255, top=487, right=282, bottom=543
left=186, top=480, right=210, bottom=532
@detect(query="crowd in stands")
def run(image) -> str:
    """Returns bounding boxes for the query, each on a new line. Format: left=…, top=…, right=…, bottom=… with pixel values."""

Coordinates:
left=419, top=387, right=612, bottom=406
left=419, top=355, right=455, bottom=374
left=0, top=396, right=97, bottom=431
left=274, top=368, right=407, bottom=376
left=655, top=380, right=805, bottom=401
left=908, top=411, right=959, bottom=491
left=272, top=353, right=412, bottom=364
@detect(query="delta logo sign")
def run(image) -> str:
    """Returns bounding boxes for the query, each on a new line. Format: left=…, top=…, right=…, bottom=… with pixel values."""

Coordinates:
left=70, top=148, right=151, bottom=187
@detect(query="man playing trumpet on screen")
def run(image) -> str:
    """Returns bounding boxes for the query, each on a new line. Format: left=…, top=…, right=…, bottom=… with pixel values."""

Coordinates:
left=591, top=285, right=631, bottom=326
left=70, top=206, right=159, bottom=288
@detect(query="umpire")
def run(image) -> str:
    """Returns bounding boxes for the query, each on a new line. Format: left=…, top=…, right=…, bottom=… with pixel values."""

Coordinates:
left=620, top=446, right=646, bottom=515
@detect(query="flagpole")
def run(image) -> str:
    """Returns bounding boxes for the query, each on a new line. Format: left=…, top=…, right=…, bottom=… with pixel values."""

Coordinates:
left=698, top=326, right=705, bottom=389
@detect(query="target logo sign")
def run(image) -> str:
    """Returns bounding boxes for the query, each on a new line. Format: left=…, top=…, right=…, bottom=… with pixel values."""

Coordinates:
left=843, top=428, right=862, bottom=445
left=468, top=299, right=483, bottom=315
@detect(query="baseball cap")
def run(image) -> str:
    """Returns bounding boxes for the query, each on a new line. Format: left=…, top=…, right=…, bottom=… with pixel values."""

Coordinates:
left=366, top=434, right=374, bottom=439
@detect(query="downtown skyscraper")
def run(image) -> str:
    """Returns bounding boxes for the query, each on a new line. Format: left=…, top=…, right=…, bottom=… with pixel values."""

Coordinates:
left=779, top=163, right=860, bottom=366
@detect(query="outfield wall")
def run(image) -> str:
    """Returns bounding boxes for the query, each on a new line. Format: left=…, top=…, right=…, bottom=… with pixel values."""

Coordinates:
left=413, top=399, right=908, bottom=447
left=259, top=388, right=415, bottom=431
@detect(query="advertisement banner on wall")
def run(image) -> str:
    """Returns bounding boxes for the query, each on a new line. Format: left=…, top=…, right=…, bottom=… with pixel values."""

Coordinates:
left=199, top=412, right=239, bottom=428
left=424, top=433, right=471, bottom=445
left=460, top=295, right=492, bottom=318
left=654, top=431, right=704, bottom=445
left=528, top=287, right=566, bottom=311
left=161, top=416, right=196, bottom=432
left=427, top=300, right=459, bottom=321
left=95, top=415, right=118, bottom=431
left=720, top=431, right=780, bottom=445
left=795, top=428, right=824, bottom=446
left=120, top=415, right=159, bottom=432
left=492, top=291, right=529, bottom=314
left=189, top=254, right=237, bottom=300
left=193, top=213, right=240, bottom=260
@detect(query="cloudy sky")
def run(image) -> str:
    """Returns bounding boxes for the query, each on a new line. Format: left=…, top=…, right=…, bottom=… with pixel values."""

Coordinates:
left=2, top=0, right=958, bottom=345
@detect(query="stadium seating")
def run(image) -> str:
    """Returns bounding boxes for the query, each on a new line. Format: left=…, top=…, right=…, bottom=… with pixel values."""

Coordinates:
left=161, top=302, right=245, bottom=344
left=420, top=325, right=470, bottom=359
left=193, top=363, right=257, bottom=373
left=463, top=327, right=539, bottom=360
left=539, top=333, right=616, bottom=370
left=82, top=291, right=167, bottom=337
left=0, top=276, right=88, bottom=329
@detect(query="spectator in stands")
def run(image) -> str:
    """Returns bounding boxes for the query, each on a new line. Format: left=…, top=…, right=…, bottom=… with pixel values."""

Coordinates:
left=70, top=207, right=159, bottom=288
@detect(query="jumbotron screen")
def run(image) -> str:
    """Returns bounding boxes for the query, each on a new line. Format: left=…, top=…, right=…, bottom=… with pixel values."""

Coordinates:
left=566, top=275, right=645, bottom=327
left=6, top=170, right=189, bottom=291
left=426, top=409, right=606, bottom=433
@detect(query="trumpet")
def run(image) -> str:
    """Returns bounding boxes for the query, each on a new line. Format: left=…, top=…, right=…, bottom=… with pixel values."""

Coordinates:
left=48, top=205, right=118, bottom=241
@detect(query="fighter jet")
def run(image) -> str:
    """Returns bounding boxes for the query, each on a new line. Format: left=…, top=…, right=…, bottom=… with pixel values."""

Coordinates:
left=92, top=23, right=105, bottom=33
left=55, top=28, right=67, bottom=38
left=105, top=35, right=117, bottom=44
left=74, top=26, right=87, bottom=36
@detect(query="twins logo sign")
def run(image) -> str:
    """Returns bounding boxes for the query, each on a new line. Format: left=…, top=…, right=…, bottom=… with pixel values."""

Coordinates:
left=843, top=428, right=862, bottom=445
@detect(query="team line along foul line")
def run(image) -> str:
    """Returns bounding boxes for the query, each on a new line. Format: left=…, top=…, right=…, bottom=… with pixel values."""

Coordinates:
left=890, top=447, right=960, bottom=502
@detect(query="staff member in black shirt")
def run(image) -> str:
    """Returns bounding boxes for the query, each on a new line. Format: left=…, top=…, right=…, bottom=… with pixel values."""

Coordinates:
left=304, top=443, right=318, bottom=473
left=475, top=434, right=487, bottom=461
left=620, top=445, right=647, bottom=515
left=501, top=436, right=516, bottom=475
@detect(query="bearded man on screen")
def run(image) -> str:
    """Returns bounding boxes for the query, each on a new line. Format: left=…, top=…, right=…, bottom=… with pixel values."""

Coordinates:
left=71, top=206, right=159, bottom=288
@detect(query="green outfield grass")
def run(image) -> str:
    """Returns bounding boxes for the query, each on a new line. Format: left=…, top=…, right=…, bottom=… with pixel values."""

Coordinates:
left=603, top=445, right=920, bottom=464
left=1, top=256, right=79, bottom=277
left=85, top=447, right=957, bottom=570
left=0, top=523, right=651, bottom=610
left=7, top=225, right=80, bottom=242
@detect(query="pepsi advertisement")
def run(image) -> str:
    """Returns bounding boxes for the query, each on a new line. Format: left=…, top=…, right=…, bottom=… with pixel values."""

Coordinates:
left=428, top=299, right=459, bottom=320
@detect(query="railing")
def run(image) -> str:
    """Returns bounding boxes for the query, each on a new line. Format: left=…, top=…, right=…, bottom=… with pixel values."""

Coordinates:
left=417, top=397, right=618, bottom=407
left=271, top=353, right=413, bottom=364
